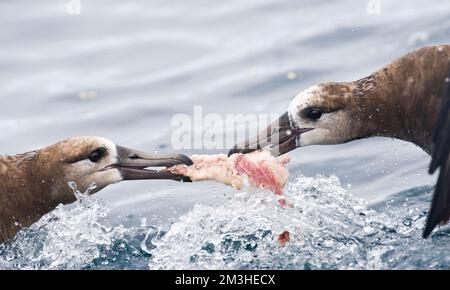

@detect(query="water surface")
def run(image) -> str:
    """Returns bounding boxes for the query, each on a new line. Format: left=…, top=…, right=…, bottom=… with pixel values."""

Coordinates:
left=0, top=0, right=449, bottom=269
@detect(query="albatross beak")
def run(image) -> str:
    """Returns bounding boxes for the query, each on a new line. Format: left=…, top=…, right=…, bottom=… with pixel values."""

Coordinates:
left=228, top=112, right=313, bottom=157
left=115, top=146, right=193, bottom=182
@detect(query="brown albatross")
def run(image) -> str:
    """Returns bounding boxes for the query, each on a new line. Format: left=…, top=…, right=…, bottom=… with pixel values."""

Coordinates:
left=229, top=44, right=450, bottom=238
left=0, top=136, right=192, bottom=243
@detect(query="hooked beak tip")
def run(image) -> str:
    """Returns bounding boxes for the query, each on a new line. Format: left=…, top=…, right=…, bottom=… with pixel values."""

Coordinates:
left=228, top=147, right=255, bottom=157
left=176, top=154, right=194, bottom=166
left=227, top=112, right=313, bottom=156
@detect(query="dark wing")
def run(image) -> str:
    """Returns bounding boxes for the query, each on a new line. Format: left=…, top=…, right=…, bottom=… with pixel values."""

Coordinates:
left=423, top=65, right=450, bottom=238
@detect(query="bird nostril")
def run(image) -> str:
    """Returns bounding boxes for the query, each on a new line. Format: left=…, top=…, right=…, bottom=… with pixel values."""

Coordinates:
left=129, top=154, right=140, bottom=160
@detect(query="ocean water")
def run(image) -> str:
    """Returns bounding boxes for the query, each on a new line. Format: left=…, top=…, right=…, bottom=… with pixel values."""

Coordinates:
left=1, top=0, right=450, bottom=269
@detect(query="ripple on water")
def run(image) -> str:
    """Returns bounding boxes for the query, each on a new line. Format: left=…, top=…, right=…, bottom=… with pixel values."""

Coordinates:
left=0, top=175, right=449, bottom=269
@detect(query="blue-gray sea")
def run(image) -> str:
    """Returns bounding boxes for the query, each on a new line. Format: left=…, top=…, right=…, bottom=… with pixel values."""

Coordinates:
left=0, top=0, right=449, bottom=269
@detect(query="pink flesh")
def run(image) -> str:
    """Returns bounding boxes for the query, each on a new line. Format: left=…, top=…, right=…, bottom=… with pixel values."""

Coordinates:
left=278, top=199, right=294, bottom=208
left=234, top=154, right=283, bottom=195
left=168, top=150, right=289, bottom=195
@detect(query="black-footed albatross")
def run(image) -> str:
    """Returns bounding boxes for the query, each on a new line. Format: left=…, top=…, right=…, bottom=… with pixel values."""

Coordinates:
left=0, top=136, right=192, bottom=242
left=229, top=44, right=450, bottom=238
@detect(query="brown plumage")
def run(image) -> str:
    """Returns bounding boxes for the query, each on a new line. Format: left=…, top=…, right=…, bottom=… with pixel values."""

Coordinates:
left=230, top=44, right=450, bottom=237
left=0, top=136, right=192, bottom=243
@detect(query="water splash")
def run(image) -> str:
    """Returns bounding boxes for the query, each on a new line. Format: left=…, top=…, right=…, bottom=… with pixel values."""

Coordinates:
left=147, top=175, right=450, bottom=269
left=1, top=176, right=449, bottom=269
left=0, top=182, right=132, bottom=269
left=68, top=181, right=97, bottom=201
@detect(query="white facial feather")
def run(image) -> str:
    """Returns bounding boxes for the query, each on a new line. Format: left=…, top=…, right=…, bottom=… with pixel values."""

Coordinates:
left=288, top=85, right=323, bottom=122
left=67, top=137, right=122, bottom=192
left=95, top=137, right=119, bottom=164
left=287, top=85, right=352, bottom=146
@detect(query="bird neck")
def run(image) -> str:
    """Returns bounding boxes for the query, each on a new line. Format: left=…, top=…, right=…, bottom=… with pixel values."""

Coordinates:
left=0, top=152, right=73, bottom=242
left=353, top=47, right=449, bottom=153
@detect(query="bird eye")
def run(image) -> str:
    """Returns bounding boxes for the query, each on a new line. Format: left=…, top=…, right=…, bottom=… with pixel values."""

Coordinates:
left=89, top=148, right=106, bottom=163
left=306, top=108, right=323, bottom=120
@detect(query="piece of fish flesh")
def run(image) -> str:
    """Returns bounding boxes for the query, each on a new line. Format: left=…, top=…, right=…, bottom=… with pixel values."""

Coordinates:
left=168, top=150, right=290, bottom=195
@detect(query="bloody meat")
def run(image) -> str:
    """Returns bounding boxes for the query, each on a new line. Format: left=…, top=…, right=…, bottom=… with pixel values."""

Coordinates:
left=168, top=150, right=290, bottom=195
left=277, top=231, right=290, bottom=246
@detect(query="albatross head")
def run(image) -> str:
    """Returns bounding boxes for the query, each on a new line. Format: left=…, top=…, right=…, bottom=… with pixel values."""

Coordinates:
left=36, top=136, right=192, bottom=200
left=229, top=83, right=367, bottom=156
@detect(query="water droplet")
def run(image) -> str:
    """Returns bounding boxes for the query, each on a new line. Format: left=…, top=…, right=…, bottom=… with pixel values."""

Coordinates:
left=402, top=217, right=413, bottom=226
left=87, top=182, right=97, bottom=193
left=68, top=181, right=77, bottom=190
